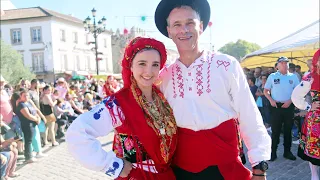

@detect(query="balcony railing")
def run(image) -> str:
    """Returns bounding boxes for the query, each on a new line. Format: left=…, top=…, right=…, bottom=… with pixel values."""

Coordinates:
left=30, top=65, right=48, bottom=73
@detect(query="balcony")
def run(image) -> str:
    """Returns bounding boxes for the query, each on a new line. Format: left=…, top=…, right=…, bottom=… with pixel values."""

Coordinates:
left=30, top=65, right=48, bottom=74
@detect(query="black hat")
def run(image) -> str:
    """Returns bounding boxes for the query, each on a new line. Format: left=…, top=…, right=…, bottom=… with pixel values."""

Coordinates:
left=154, top=0, right=211, bottom=38
left=277, top=56, right=289, bottom=63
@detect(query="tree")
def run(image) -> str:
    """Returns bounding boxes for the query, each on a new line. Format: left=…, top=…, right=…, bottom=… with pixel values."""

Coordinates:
left=0, top=40, right=35, bottom=84
left=218, top=39, right=261, bottom=61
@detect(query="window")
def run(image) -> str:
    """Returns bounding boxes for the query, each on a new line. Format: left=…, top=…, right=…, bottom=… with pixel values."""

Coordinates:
left=86, top=56, right=91, bottom=70
left=75, top=55, right=81, bottom=70
left=10, top=29, right=22, bottom=45
left=30, top=27, right=42, bottom=43
left=84, top=34, right=88, bottom=45
left=60, top=29, right=66, bottom=42
left=32, top=52, right=44, bottom=72
left=104, top=38, right=107, bottom=48
left=73, top=32, right=78, bottom=44
left=60, top=54, right=67, bottom=70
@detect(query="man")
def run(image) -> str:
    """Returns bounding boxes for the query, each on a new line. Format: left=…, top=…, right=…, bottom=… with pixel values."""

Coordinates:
left=247, top=75, right=258, bottom=99
left=155, top=0, right=271, bottom=179
left=304, top=59, right=313, bottom=76
left=289, top=63, right=301, bottom=81
left=254, top=67, right=262, bottom=87
left=29, top=79, right=40, bottom=109
left=267, top=67, right=275, bottom=75
left=295, top=65, right=302, bottom=78
left=264, top=57, right=300, bottom=162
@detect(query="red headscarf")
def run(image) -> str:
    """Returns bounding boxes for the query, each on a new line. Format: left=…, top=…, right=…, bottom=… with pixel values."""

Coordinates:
left=121, top=37, right=167, bottom=88
left=311, top=49, right=320, bottom=91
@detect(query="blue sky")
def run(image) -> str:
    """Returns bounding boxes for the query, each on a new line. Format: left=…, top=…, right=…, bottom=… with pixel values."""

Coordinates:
left=11, top=0, right=319, bottom=51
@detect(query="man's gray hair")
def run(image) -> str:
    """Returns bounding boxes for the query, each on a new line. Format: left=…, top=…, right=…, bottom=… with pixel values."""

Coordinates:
left=166, top=5, right=201, bottom=27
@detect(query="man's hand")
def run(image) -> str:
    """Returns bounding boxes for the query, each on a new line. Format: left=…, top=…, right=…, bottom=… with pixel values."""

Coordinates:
left=252, top=169, right=266, bottom=180
left=269, top=99, right=277, bottom=108
left=281, top=100, right=292, bottom=108
left=119, top=159, right=133, bottom=178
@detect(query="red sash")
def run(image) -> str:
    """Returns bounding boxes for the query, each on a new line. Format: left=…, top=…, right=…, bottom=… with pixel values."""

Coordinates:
left=113, top=88, right=176, bottom=180
left=173, top=119, right=251, bottom=180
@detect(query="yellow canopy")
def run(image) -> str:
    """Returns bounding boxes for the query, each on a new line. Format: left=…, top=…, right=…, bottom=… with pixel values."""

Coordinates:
left=241, top=49, right=317, bottom=72
left=241, top=20, right=319, bottom=72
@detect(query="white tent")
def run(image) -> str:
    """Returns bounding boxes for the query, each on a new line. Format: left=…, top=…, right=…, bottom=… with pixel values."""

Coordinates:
left=241, top=20, right=319, bottom=71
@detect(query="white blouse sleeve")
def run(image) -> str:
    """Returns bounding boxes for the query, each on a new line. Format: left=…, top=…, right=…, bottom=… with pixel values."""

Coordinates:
left=65, top=101, right=124, bottom=179
left=227, top=56, right=271, bottom=166
left=291, top=81, right=312, bottom=111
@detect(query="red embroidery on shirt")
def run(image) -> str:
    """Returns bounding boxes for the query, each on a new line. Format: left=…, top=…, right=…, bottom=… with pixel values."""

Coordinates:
left=189, top=87, right=192, bottom=91
left=172, top=65, right=177, bottom=98
left=176, top=65, right=184, bottom=98
left=196, top=65, right=204, bottom=96
left=217, top=60, right=230, bottom=71
left=207, top=54, right=214, bottom=93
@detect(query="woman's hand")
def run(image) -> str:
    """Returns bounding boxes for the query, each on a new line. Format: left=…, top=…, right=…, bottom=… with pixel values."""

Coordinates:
left=311, top=101, right=320, bottom=111
left=119, top=159, right=133, bottom=178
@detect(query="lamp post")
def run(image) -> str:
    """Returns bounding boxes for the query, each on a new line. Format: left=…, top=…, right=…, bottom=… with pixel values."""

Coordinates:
left=83, top=8, right=107, bottom=75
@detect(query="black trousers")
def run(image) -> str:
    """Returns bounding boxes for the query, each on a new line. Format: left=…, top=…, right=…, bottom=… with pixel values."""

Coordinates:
left=21, top=123, right=35, bottom=160
left=173, top=166, right=224, bottom=180
left=270, top=104, right=295, bottom=152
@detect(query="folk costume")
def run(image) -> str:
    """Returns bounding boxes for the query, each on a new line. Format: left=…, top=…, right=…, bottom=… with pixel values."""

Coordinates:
left=292, top=49, right=320, bottom=166
left=103, top=75, right=116, bottom=97
left=155, top=0, right=271, bottom=179
left=66, top=37, right=178, bottom=180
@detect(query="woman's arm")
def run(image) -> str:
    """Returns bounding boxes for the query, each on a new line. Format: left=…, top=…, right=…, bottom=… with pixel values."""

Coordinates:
left=44, top=94, right=56, bottom=107
left=65, top=102, right=124, bottom=179
left=29, top=100, right=47, bottom=123
left=20, top=106, right=39, bottom=123
left=291, top=81, right=312, bottom=111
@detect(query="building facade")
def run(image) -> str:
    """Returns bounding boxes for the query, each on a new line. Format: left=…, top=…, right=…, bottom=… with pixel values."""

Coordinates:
left=1, top=6, right=113, bottom=82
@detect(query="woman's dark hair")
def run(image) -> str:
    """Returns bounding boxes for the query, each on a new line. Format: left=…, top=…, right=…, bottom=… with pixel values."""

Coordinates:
left=19, top=88, right=28, bottom=94
left=43, top=85, right=51, bottom=91
left=10, top=92, right=21, bottom=114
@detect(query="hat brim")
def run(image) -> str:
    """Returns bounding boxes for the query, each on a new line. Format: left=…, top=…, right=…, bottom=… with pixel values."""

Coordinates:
left=155, top=0, right=211, bottom=38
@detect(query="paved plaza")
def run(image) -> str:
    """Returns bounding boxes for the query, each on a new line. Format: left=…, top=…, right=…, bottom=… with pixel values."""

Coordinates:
left=13, top=133, right=311, bottom=180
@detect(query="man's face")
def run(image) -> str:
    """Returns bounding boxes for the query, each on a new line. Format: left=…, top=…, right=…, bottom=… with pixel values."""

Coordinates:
left=307, top=59, right=312, bottom=70
left=278, top=62, right=288, bottom=72
left=295, top=67, right=301, bottom=73
left=167, top=6, right=203, bottom=51
left=254, top=68, right=261, bottom=78
left=268, top=67, right=274, bottom=74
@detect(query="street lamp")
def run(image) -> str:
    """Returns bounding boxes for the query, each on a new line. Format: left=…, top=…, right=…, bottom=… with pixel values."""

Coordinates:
left=83, top=8, right=106, bottom=75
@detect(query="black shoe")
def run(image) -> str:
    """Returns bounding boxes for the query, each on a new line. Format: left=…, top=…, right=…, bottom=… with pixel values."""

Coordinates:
left=269, top=153, right=277, bottom=161
left=283, top=151, right=296, bottom=160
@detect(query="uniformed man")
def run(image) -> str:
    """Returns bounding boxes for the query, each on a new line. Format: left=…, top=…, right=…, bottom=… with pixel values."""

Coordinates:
left=264, top=56, right=300, bottom=161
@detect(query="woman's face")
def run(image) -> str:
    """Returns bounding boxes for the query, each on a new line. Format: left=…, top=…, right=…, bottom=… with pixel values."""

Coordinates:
left=44, top=88, right=51, bottom=94
left=20, top=92, right=29, bottom=102
left=131, top=49, right=161, bottom=89
left=261, top=76, right=267, bottom=85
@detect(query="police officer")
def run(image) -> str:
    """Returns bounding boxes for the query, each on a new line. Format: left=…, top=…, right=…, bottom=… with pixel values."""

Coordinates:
left=264, top=56, right=300, bottom=161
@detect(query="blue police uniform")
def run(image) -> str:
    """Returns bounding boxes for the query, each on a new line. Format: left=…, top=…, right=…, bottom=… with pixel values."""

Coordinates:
left=265, top=57, right=300, bottom=161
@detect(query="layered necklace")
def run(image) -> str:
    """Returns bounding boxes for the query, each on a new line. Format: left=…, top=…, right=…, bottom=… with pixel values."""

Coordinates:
left=131, top=78, right=177, bottom=163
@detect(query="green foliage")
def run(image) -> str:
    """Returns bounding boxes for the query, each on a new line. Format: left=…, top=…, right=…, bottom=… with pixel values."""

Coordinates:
left=0, top=40, right=35, bottom=85
left=219, top=39, right=261, bottom=61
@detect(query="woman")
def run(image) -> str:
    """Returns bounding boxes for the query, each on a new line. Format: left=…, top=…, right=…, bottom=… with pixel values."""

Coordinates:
left=292, top=49, right=320, bottom=180
left=40, top=85, right=59, bottom=146
left=103, top=75, right=117, bottom=97
left=13, top=89, right=41, bottom=163
left=66, top=37, right=177, bottom=180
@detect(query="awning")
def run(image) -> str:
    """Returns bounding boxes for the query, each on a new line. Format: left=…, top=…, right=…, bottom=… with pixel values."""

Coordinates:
left=241, top=20, right=319, bottom=72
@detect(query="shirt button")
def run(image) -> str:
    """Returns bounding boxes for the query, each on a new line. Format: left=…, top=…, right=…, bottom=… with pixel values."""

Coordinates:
left=188, top=72, right=191, bottom=76
left=189, top=87, right=192, bottom=91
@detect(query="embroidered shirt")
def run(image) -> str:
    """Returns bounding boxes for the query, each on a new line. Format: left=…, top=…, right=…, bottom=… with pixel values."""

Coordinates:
left=66, top=98, right=158, bottom=179
left=159, top=51, right=271, bottom=167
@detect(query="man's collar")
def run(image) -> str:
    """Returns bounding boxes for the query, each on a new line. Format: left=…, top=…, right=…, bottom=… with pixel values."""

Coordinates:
left=176, top=50, right=210, bottom=67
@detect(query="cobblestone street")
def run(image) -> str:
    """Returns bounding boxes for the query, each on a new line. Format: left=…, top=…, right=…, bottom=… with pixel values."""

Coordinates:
left=14, top=133, right=311, bottom=180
